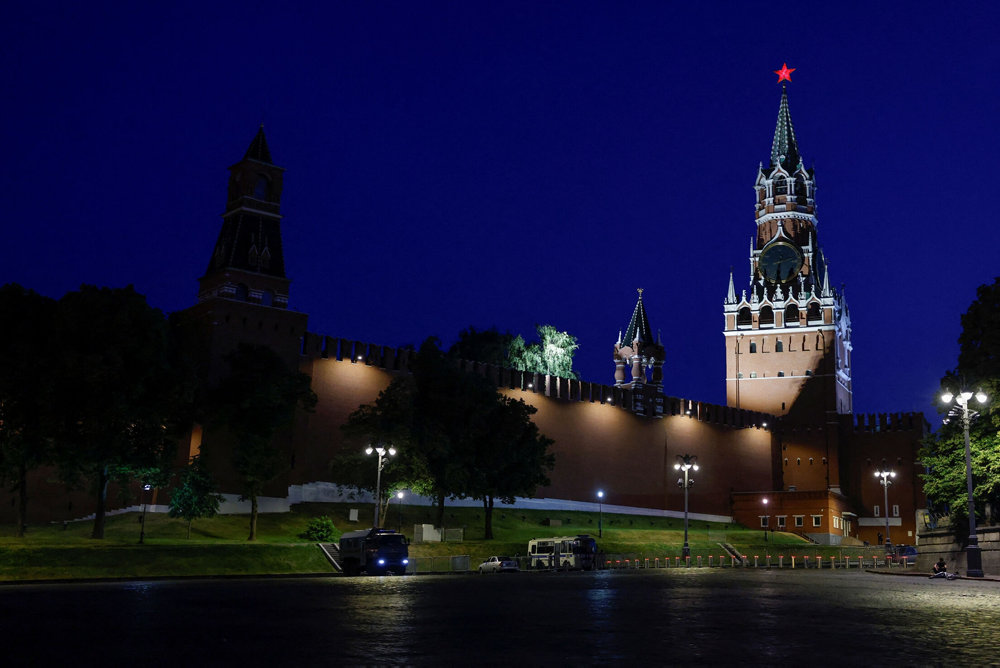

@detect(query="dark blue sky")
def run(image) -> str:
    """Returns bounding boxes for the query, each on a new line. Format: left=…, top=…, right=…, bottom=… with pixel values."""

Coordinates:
left=4, top=2, right=998, bottom=423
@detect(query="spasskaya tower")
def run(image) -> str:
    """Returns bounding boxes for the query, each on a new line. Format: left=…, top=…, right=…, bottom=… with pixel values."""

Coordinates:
left=723, top=67, right=852, bottom=420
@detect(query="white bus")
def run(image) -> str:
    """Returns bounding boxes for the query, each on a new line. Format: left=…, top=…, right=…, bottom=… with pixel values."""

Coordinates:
left=527, top=535, right=598, bottom=570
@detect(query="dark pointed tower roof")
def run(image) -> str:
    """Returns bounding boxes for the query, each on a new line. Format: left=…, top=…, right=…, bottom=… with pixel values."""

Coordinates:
left=623, top=289, right=653, bottom=346
left=244, top=124, right=273, bottom=163
left=769, top=86, right=800, bottom=170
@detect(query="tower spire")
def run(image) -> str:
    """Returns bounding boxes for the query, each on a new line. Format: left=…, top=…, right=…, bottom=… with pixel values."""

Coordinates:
left=770, top=85, right=801, bottom=170
left=244, top=124, right=273, bottom=164
left=726, top=268, right=737, bottom=304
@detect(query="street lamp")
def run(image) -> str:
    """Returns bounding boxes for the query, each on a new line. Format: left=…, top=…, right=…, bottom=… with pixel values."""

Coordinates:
left=596, top=490, right=604, bottom=538
left=674, top=454, right=698, bottom=558
left=396, top=490, right=404, bottom=533
left=941, top=388, right=989, bottom=578
left=762, top=497, right=769, bottom=542
left=873, top=469, right=896, bottom=552
left=139, top=484, right=152, bottom=544
left=365, top=444, right=396, bottom=528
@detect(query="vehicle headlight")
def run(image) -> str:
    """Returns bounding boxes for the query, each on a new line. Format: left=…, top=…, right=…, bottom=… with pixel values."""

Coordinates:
left=378, top=559, right=386, bottom=565
left=402, top=559, right=409, bottom=565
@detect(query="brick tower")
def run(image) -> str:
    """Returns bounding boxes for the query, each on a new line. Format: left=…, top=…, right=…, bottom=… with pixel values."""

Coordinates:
left=723, top=84, right=852, bottom=420
left=181, top=126, right=308, bottom=381
left=613, top=288, right=665, bottom=417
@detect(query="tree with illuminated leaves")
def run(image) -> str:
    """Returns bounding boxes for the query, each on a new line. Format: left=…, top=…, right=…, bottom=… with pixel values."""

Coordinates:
left=508, top=324, right=579, bottom=379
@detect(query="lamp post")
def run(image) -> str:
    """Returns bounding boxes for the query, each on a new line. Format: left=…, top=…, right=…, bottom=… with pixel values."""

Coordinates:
left=762, top=498, right=769, bottom=542
left=674, top=454, right=698, bottom=558
left=139, top=484, right=152, bottom=544
left=365, top=444, right=396, bottom=528
left=941, top=389, right=988, bottom=578
left=596, top=490, right=604, bottom=538
left=396, top=491, right=404, bottom=533
left=874, top=469, right=896, bottom=552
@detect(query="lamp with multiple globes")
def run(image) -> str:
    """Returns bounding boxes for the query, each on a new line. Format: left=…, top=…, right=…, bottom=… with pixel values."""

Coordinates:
left=873, top=469, right=896, bottom=551
left=674, top=455, right=698, bottom=558
left=365, top=444, right=396, bottom=528
left=940, top=388, right=988, bottom=578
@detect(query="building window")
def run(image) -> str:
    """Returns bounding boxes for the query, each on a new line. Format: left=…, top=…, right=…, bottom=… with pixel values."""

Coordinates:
left=777, top=516, right=786, bottom=528
left=874, top=505, right=880, bottom=517
left=794, top=516, right=804, bottom=527
left=892, top=504, right=899, bottom=517
left=737, top=307, right=752, bottom=328
left=784, top=304, right=799, bottom=326
left=777, top=371, right=785, bottom=377
left=750, top=372, right=758, bottom=378
left=775, top=340, right=784, bottom=352
left=805, top=369, right=813, bottom=376
left=749, top=342, right=757, bottom=353
left=811, top=515, right=822, bottom=527
left=760, top=516, right=769, bottom=528
left=737, top=372, right=743, bottom=379
left=833, top=516, right=840, bottom=529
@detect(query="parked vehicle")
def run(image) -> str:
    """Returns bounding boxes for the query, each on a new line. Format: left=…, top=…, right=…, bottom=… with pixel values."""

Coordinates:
left=338, top=528, right=409, bottom=576
left=893, top=545, right=918, bottom=561
left=527, top=535, right=598, bottom=570
left=478, top=556, right=519, bottom=573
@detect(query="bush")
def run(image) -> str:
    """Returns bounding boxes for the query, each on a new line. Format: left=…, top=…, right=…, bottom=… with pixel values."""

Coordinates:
left=301, top=516, right=338, bottom=542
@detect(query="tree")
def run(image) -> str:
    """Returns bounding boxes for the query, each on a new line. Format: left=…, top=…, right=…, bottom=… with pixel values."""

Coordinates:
left=209, top=344, right=316, bottom=541
left=508, top=324, right=579, bottom=379
left=0, top=284, right=58, bottom=537
left=920, top=277, right=1000, bottom=542
left=340, top=335, right=555, bottom=533
left=463, top=395, right=554, bottom=539
left=448, top=326, right=513, bottom=366
left=53, top=285, right=187, bottom=539
left=169, top=454, right=224, bottom=538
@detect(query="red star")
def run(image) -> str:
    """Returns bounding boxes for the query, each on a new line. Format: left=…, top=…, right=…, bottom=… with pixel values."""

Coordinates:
left=774, top=63, right=795, bottom=83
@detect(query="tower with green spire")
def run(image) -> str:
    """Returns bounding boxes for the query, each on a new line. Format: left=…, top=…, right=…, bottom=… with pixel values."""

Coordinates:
left=722, top=84, right=852, bottom=420
left=613, top=288, right=665, bottom=417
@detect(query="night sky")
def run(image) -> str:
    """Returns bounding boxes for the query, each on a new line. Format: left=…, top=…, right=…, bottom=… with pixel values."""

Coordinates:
left=5, top=2, right=999, bottom=424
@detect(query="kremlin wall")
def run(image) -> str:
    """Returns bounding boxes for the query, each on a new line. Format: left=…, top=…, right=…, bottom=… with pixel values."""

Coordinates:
left=1, top=85, right=931, bottom=549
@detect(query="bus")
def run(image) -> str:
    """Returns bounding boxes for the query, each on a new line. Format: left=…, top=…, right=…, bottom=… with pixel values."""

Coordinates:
left=527, top=535, right=598, bottom=570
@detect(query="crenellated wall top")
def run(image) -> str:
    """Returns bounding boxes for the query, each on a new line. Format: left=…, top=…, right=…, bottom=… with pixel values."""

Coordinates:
left=301, top=331, right=776, bottom=431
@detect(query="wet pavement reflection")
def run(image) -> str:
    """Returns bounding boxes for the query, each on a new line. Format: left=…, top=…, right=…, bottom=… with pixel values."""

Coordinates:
left=3, top=569, right=998, bottom=665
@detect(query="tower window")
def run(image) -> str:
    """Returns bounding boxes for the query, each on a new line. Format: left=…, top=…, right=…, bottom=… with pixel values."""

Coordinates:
left=749, top=342, right=757, bottom=353
left=777, top=371, right=785, bottom=377
left=775, top=340, right=784, bottom=352
left=784, top=304, right=799, bottom=326
left=737, top=307, right=752, bottom=329
left=235, top=283, right=249, bottom=301
left=807, top=303, right=821, bottom=322
left=759, top=306, right=774, bottom=327
left=774, top=176, right=788, bottom=196
left=254, top=175, right=269, bottom=199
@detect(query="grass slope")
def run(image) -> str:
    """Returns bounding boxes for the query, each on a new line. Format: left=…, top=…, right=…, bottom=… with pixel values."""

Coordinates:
left=0, top=502, right=884, bottom=581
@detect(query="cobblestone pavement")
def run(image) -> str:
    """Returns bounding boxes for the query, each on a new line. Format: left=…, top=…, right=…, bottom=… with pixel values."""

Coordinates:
left=2, top=569, right=997, bottom=665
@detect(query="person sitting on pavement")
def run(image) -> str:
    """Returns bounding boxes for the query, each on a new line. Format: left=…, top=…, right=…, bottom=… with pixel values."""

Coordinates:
left=932, top=558, right=947, bottom=575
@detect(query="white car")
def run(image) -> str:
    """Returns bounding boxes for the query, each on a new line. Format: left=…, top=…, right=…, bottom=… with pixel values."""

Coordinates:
left=478, top=556, right=519, bottom=573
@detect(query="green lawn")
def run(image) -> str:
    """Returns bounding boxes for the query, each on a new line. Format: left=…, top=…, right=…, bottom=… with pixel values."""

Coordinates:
left=0, top=503, right=887, bottom=581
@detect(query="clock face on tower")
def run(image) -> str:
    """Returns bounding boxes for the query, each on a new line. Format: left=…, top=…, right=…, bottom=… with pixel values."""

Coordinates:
left=759, top=241, right=803, bottom=283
